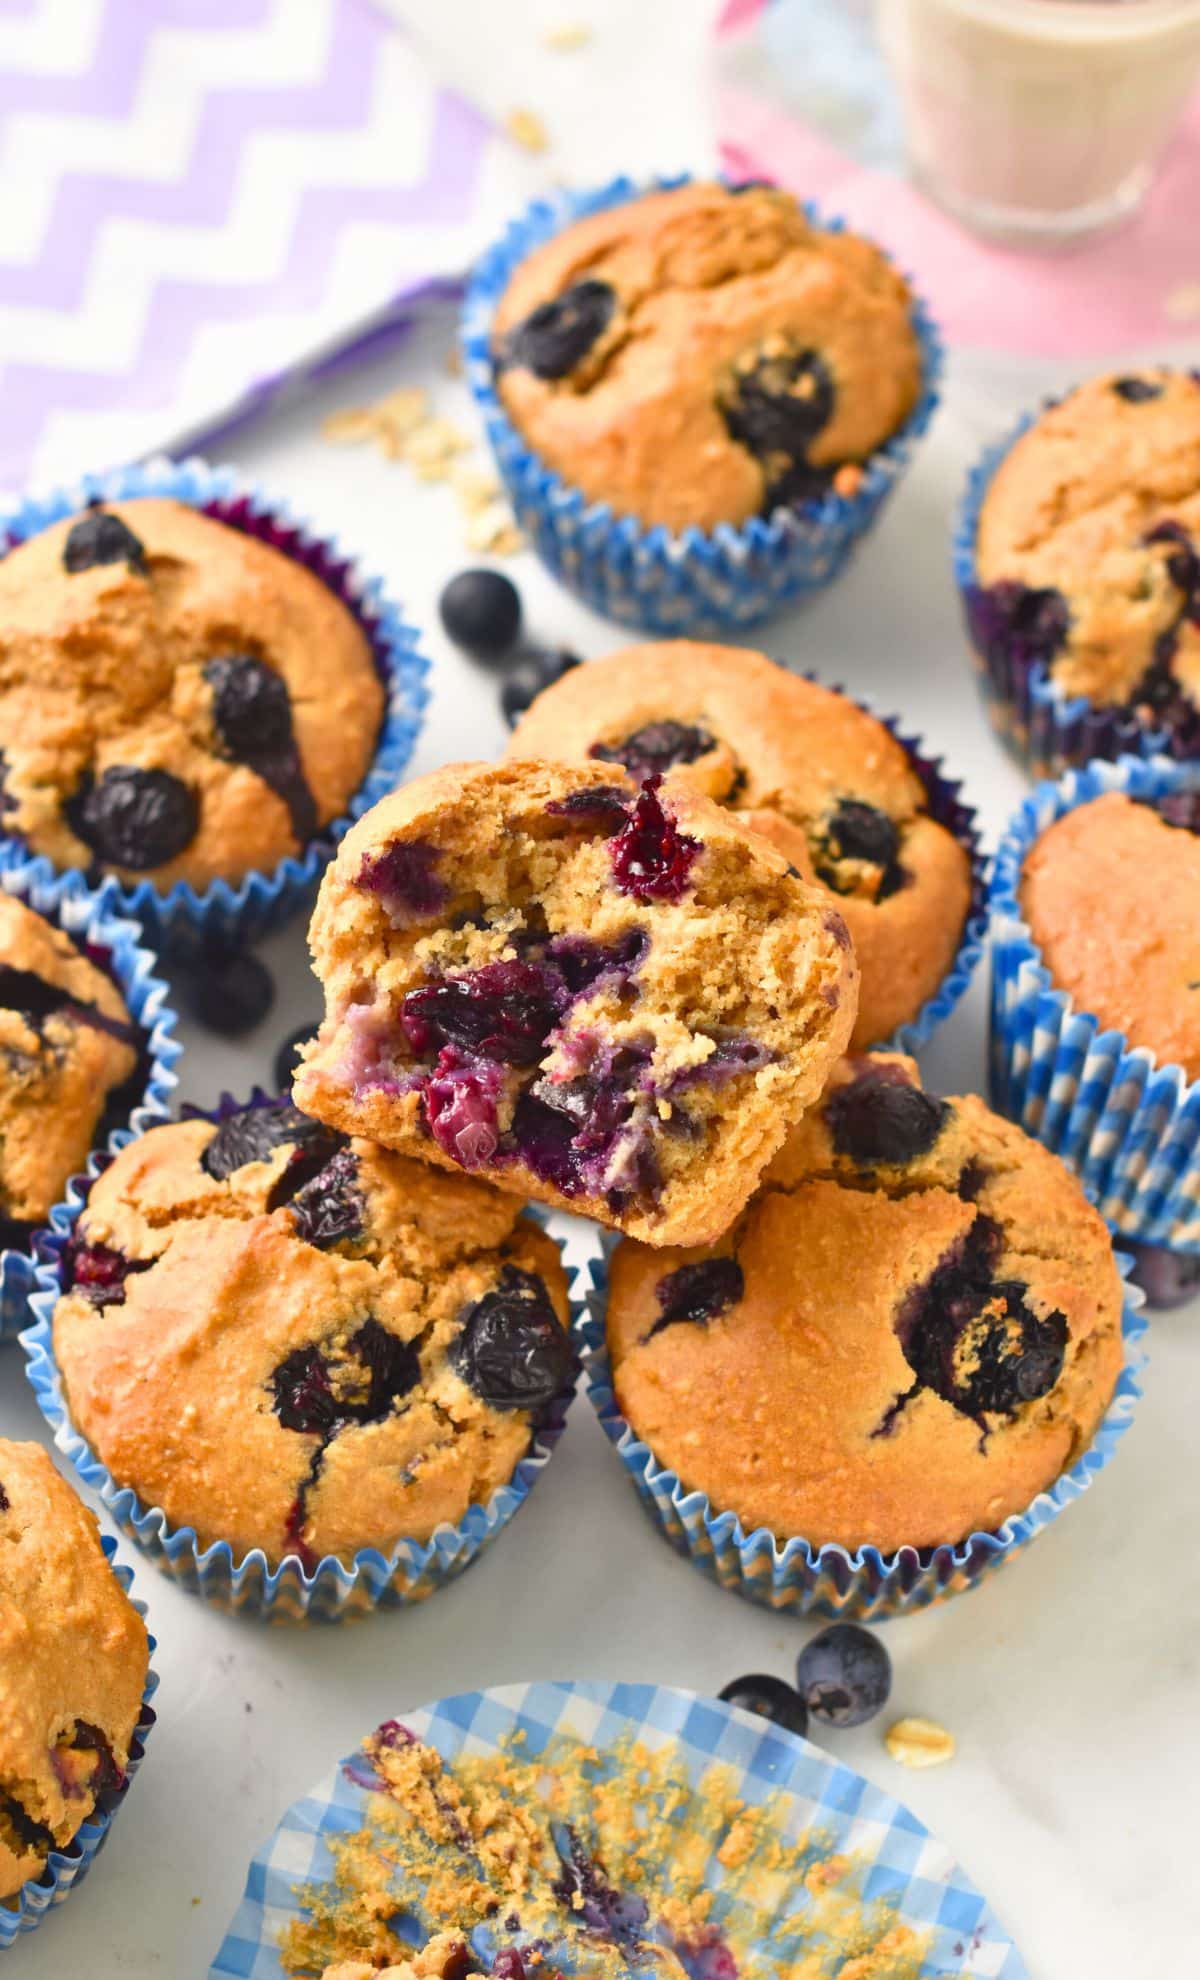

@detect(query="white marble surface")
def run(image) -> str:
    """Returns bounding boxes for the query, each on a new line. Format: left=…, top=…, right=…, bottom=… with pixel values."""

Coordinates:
left=2, top=296, right=1198, bottom=1979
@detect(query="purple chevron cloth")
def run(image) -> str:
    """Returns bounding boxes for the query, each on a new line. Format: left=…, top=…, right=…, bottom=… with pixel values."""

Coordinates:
left=0, top=0, right=515, bottom=494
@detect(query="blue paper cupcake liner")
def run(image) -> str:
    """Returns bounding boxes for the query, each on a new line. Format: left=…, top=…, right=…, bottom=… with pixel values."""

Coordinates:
left=990, top=753, right=1200, bottom=1253
left=952, top=412, right=1195, bottom=779
left=1, top=1542, right=158, bottom=1949
left=0, top=866, right=179, bottom=1344
left=579, top=1239, right=1145, bottom=1622
left=463, top=173, right=943, bottom=636
left=21, top=1096, right=582, bottom=1622
left=0, top=454, right=431, bottom=949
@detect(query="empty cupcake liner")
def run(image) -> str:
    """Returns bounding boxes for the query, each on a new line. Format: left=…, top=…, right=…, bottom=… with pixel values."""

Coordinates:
left=0, top=454, right=431, bottom=949
left=0, top=1542, right=158, bottom=1948
left=463, top=173, right=943, bottom=636
left=21, top=1096, right=582, bottom=1622
left=953, top=413, right=1193, bottom=779
left=0, top=867, right=179, bottom=1344
left=990, top=754, right=1200, bottom=1253
left=578, top=1240, right=1145, bottom=1623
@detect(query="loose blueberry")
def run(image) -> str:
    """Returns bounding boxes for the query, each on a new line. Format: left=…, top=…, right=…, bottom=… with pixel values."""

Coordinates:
left=796, top=1623, right=891, bottom=1729
left=62, top=508, right=146, bottom=576
left=505, top=278, right=616, bottom=380
left=651, top=1256, right=743, bottom=1335
left=288, top=1147, right=365, bottom=1249
left=825, top=1064, right=948, bottom=1167
left=201, top=1099, right=342, bottom=1183
left=1128, top=1242, right=1200, bottom=1310
left=179, top=947, right=275, bottom=1038
left=608, top=778, right=700, bottom=903
left=965, top=580, right=1071, bottom=682
left=898, top=1216, right=1067, bottom=1420
left=1112, top=377, right=1163, bottom=403
left=454, top=1265, right=574, bottom=1411
left=357, top=838, right=449, bottom=922
left=718, top=1674, right=808, bottom=1739
left=274, top=1023, right=317, bottom=1094
left=590, top=721, right=717, bottom=783
left=439, top=569, right=522, bottom=661
left=501, top=648, right=582, bottom=727
left=722, top=347, right=835, bottom=469
left=65, top=765, right=199, bottom=871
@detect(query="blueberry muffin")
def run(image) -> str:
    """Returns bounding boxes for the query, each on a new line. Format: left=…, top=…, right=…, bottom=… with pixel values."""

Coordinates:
left=293, top=761, right=858, bottom=1249
left=969, top=369, right=1200, bottom=754
left=0, top=894, right=138, bottom=1241
left=490, top=181, right=922, bottom=534
left=1019, top=789, right=1200, bottom=1081
left=605, top=1055, right=1124, bottom=1553
left=0, top=1439, right=149, bottom=1902
left=507, top=641, right=973, bottom=1047
left=51, top=1100, right=573, bottom=1569
left=0, top=499, right=384, bottom=890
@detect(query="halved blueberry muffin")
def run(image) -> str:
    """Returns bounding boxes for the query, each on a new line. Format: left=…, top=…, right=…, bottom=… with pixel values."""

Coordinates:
left=507, top=641, right=973, bottom=1048
left=0, top=894, right=139, bottom=1242
left=0, top=498, right=383, bottom=890
left=490, top=181, right=922, bottom=534
left=605, top=1055, right=1124, bottom=1553
left=0, top=1439, right=149, bottom=1902
left=293, top=761, right=858, bottom=1248
left=50, top=1100, right=573, bottom=1569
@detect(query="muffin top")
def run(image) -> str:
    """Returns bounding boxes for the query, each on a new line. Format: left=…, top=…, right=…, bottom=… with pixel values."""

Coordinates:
left=1020, top=788, right=1200, bottom=1081
left=491, top=182, right=922, bottom=534
left=51, top=1100, right=573, bottom=1567
left=0, top=1438, right=149, bottom=1901
left=0, top=498, right=384, bottom=891
left=507, top=641, right=972, bottom=1048
left=294, top=759, right=857, bottom=1250
left=0, top=893, right=138, bottom=1232
left=606, top=1054, right=1124, bottom=1553
left=973, top=369, right=1200, bottom=724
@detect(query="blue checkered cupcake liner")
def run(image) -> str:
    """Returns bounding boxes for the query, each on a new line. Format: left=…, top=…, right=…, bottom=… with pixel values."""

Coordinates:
left=579, top=1239, right=1145, bottom=1623
left=20, top=1096, right=582, bottom=1623
left=1, top=1540, right=158, bottom=1949
left=0, top=454, right=431, bottom=950
left=463, top=174, right=943, bottom=636
left=990, top=753, right=1200, bottom=1252
left=952, top=412, right=1193, bottom=779
left=0, top=866, right=179, bottom=1344
left=210, top=1678, right=1031, bottom=1979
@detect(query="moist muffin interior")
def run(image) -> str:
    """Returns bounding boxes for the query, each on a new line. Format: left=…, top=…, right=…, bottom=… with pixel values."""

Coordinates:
left=294, top=760, right=858, bottom=1248
left=0, top=497, right=385, bottom=889
left=51, top=1102, right=573, bottom=1568
left=490, top=181, right=922, bottom=534
left=606, top=1055, right=1124, bottom=1553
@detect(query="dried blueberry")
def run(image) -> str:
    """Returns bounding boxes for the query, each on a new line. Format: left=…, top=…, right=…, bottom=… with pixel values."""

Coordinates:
left=403, top=959, right=567, bottom=1066
left=505, top=278, right=615, bottom=380
left=608, top=778, right=700, bottom=902
left=179, top=947, right=275, bottom=1038
left=651, top=1256, right=743, bottom=1335
left=65, top=765, right=199, bottom=871
left=1112, top=376, right=1163, bottom=403
left=201, top=1099, right=342, bottom=1183
left=796, top=1623, right=891, bottom=1729
left=62, top=508, right=146, bottom=576
left=357, top=838, right=449, bottom=922
left=590, top=721, right=717, bottom=783
left=288, top=1147, right=365, bottom=1249
left=1128, top=1242, right=1200, bottom=1311
left=204, top=655, right=316, bottom=844
left=439, top=568, right=522, bottom=661
left=826, top=1064, right=948, bottom=1167
left=719, top=1674, right=808, bottom=1739
left=454, top=1265, right=574, bottom=1411
left=274, top=1022, right=317, bottom=1094
left=501, top=648, right=582, bottom=727
left=965, top=580, right=1071, bottom=682
left=897, top=1217, right=1068, bottom=1420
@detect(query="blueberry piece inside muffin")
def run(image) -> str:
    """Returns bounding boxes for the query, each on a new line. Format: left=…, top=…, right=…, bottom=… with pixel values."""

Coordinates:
left=964, top=579, right=1071, bottom=683
left=454, top=1265, right=577, bottom=1410
left=65, top=765, right=201, bottom=871
left=62, top=507, right=146, bottom=575
left=504, top=278, right=616, bottom=380
left=897, top=1216, right=1067, bottom=1424
left=650, top=1255, right=743, bottom=1336
left=719, top=342, right=837, bottom=507
left=590, top=721, right=717, bottom=782
left=825, top=1061, right=948, bottom=1167
left=205, top=653, right=318, bottom=843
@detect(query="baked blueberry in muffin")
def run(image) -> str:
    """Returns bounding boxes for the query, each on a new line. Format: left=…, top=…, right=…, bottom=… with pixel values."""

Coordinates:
left=0, top=499, right=384, bottom=889
left=490, top=182, right=922, bottom=534
left=507, top=640, right=974, bottom=1048
left=0, top=1439, right=149, bottom=1901
left=605, top=1055, right=1124, bottom=1552
left=0, top=894, right=139, bottom=1243
left=293, top=761, right=858, bottom=1248
left=50, top=1100, right=574, bottom=1568
left=969, top=369, right=1200, bottom=757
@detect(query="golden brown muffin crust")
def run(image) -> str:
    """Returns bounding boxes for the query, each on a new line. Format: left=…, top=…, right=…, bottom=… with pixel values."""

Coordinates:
left=607, top=1055, right=1124, bottom=1553
left=1019, top=790, right=1200, bottom=1081
left=507, top=641, right=972, bottom=1048
left=492, top=182, right=922, bottom=533
left=0, top=1439, right=148, bottom=1901
left=0, top=499, right=384, bottom=889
